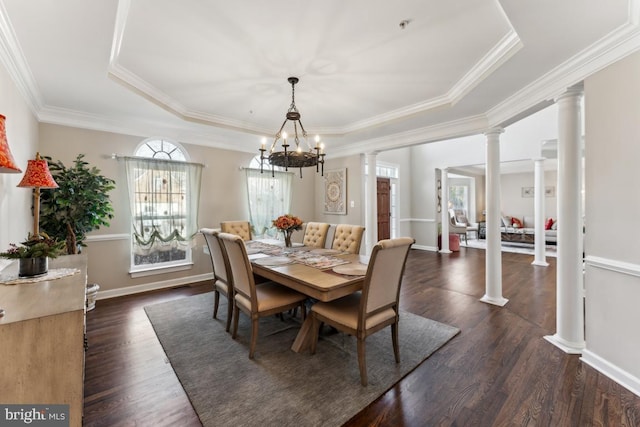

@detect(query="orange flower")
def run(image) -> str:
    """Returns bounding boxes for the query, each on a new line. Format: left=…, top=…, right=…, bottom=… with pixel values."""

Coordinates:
left=272, top=214, right=303, bottom=231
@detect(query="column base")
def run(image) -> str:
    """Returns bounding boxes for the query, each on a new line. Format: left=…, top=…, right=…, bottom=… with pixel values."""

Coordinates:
left=480, top=294, right=508, bottom=306
left=544, top=334, right=585, bottom=354
left=532, top=260, right=549, bottom=267
left=439, top=249, right=452, bottom=254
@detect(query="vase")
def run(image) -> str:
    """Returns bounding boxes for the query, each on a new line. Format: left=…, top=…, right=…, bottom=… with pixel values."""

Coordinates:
left=284, top=231, right=293, bottom=248
left=19, top=257, right=48, bottom=278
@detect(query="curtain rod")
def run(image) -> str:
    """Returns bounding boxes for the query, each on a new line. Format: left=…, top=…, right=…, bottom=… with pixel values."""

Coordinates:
left=111, top=153, right=206, bottom=168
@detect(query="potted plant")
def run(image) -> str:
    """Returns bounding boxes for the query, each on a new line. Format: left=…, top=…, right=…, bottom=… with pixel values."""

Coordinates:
left=0, top=232, right=67, bottom=277
left=39, top=154, right=115, bottom=254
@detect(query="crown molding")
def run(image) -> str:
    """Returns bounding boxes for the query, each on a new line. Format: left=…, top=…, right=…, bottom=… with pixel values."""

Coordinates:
left=448, top=29, right=522, bottom=105
left=486, top=13, right=640, bottom=127
left=0, top=0, right=43, bottom=115
left=331, top=114, right=488, bottom=158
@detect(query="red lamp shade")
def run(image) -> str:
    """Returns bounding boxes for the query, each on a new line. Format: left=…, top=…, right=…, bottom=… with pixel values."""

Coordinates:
left=17, top=153, right=58, bottom=189
left=0, top=114, right=22, bottom=173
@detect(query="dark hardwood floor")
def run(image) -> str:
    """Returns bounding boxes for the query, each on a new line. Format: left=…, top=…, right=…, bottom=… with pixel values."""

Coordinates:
left=83, top=248, right=640, bottom=426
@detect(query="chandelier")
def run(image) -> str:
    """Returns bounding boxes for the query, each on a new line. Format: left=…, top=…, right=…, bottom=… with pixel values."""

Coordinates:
left=259, top=77, right=325, bottom=177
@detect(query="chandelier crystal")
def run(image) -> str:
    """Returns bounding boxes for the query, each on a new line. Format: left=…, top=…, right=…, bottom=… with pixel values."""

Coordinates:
left=259, top=77, right=325, bottom=177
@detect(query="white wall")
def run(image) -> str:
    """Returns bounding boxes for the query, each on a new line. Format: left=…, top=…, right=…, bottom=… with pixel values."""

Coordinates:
left=0, top=60, right=39, bottom=269
left=391, top=104, right=559, bottom=249
left=582, top=50, right=640, bottom=395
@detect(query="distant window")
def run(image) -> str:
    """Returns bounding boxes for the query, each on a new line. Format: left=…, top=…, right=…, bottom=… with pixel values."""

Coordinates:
left=125, top=139, right=202, bottom=273
left=246, top=156, right=292, bottom=238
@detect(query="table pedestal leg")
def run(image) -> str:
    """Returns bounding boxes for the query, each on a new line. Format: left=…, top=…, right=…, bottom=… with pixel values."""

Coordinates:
left=291, top=316, right=314, bottom=353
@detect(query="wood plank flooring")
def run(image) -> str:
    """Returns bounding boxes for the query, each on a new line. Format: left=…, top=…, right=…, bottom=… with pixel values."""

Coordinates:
left=83, top=248, right=640, bottom=426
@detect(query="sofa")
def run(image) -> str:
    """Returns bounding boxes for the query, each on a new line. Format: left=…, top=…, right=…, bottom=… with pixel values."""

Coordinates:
left=501, top=215, right=557, bottom=243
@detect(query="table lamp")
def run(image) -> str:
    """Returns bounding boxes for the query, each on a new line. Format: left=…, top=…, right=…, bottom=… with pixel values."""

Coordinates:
left=0, top=114, right=21, bottom=173
left=17, top=152, right=58, bottom=238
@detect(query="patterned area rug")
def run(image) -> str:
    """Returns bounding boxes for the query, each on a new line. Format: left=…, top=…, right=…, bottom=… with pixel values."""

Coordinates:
left=145, top=292, right=460, bottom=427
left=462, top=238, right=557, bottom=257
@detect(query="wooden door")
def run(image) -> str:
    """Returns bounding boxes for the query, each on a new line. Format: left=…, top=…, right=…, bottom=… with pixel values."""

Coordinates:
left=377, top=178, right=391, bottom=240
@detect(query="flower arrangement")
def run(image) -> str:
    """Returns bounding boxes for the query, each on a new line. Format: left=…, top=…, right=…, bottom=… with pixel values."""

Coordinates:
left=272, top=214, right=303, bottom=247
left=272, top=214, right=303, bottom=232
left=0, top=232, right=66, bottom=259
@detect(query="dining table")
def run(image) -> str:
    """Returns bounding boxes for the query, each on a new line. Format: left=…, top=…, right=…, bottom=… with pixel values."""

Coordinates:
left=245, top=239, right=368, bottom=352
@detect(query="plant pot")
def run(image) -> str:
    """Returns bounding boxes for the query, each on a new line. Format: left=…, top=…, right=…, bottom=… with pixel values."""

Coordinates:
left=19, top=257, right=48, bottom=277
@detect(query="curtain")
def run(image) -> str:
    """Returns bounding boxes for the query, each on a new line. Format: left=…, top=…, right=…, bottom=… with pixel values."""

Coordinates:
left=245, top=168, right=293, bottom=238
left=124, top=157, right=203, bottom=255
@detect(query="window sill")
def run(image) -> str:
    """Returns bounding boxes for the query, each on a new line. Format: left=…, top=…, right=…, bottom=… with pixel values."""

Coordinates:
left=129, top=262, right=193, bottom=278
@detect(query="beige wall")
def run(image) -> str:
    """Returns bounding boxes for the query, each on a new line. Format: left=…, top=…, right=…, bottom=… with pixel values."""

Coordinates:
left=583, top=50, right=640, bottom=393
left=38, top=123, right=316, bottom=295
left=500, top=170, right=558, bottom=220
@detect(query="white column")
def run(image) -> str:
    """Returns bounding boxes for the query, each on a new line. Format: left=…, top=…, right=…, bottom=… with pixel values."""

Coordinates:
left=544, top=86, right=585, bottom=354
left=440, top=168, right=451, bottom=253
left=481, top=128, right=508, bottom=306
left=532, top=158, right=549, bottom=267
left=365, top=152, right=379, bottom=255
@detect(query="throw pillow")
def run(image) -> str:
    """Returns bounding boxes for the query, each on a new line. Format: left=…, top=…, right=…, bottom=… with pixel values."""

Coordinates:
left=512, top=217, right=523, bottom=228
left=502, top=216, right=512, bottom=227
left=545, top=218, right=554, bottom=230
left=551, top=221, right=558, bottom=230
left=456, top=215, right=468, bottom=225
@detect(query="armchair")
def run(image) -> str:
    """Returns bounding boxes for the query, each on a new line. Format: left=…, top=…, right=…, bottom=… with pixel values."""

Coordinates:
left=448, top=209, right=470, bottom=244
left=449, top=209, right=478, bottom=242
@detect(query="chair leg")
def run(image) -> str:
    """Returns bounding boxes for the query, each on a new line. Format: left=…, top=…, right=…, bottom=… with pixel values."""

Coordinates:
left=249, top=317, right=259, bottom=359
left=225, top=295, right=233, bottom=333
left=213, top=290, right=220, bottom=319
left=357, top=337, right=368, bottom=386
left=231, top=303, right=240, bottom=339
left=391, top=322, right=400, bottom=363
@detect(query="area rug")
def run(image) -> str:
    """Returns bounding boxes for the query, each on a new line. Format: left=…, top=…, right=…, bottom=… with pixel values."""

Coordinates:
left=144, top=292, right=460, bottom=427
left=462, top=238, right=557, bottom=257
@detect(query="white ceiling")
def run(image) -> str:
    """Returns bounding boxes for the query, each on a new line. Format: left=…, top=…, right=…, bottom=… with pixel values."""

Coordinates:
left=0, top=0, right=638, bottom=158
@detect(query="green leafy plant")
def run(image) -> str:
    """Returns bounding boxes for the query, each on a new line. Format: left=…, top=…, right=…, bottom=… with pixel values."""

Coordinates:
left=39, top=154, right=116, bottom=254
left=0, top=232, right=66, bottom=259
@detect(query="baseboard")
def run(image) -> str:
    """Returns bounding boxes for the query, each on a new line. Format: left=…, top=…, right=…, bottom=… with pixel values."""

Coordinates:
left=96, top=273, right=212, bottom=300
left=412, top=244, right=438, bottom=252
left=581, top=349, right=640, bottom=397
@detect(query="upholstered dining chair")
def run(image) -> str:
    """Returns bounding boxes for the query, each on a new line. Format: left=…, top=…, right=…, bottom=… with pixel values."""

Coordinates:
left=302, top=222, right=331, bottom=248
left=220, top=220, right=252, bottom=241
left=200, top=228, right=234, bottom=332
left=218, top=232, right=308, bottom=359
left=331, top=224, right=365, bottom=254
left=310, top=237, right=415, bottom=386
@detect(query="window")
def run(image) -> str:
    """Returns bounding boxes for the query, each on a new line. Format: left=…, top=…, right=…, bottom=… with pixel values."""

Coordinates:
left=125, top=139, right=203, bottom=274
left=246, top=157, right=293, bottom=238
left=449, top=185, right=468, bottom=211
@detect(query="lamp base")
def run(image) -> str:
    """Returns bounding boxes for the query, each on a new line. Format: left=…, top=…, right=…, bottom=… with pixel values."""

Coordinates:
left=19, top=257, right=48, bottom=278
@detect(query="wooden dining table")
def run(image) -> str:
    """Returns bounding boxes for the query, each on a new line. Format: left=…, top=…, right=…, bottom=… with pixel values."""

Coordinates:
left=246, top=240, right=368, bottom=352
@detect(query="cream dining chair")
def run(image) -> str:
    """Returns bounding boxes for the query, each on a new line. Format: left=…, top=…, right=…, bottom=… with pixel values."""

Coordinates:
left=218, top=232, right=308, bottom=359
left=200, top=228, right=233, bottom=332
left=331, top=224, right=365, bottom=254
left=302, top=222, right=331, bottom=248
left=310, top=237, right=415, bottom=386
left=220, top=220, right=252, bottom=241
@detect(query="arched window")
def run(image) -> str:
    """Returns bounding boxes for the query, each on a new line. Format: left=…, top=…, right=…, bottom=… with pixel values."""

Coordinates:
left=125, top=138, right=202, bottom=273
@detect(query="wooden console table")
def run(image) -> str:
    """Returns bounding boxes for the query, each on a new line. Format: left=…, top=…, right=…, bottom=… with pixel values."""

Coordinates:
left=0, top=255, right=87, bottom=427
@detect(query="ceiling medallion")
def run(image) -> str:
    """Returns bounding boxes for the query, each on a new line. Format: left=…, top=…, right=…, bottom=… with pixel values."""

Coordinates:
left=259, top=77, right=325, bottom=178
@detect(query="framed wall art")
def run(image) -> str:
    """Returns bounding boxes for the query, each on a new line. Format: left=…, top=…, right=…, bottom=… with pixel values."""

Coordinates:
left=324, top=168, right=347, bottom=214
